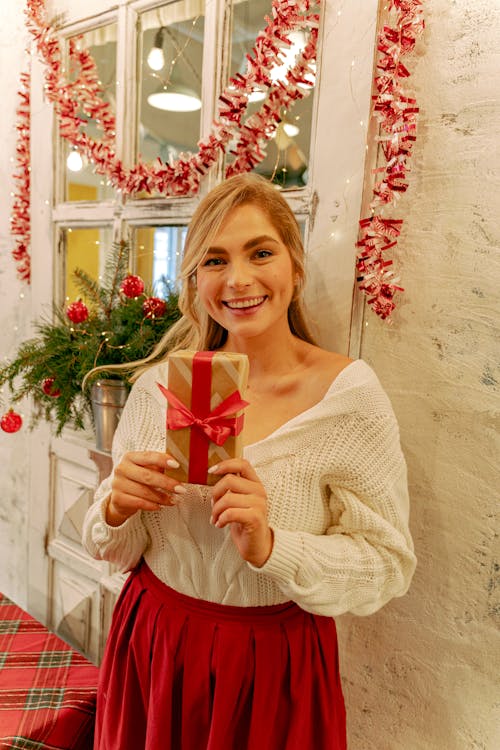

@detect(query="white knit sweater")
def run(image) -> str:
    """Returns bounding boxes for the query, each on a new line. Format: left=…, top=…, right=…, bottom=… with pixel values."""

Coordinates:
left=82, top=359, right=416, bottom=617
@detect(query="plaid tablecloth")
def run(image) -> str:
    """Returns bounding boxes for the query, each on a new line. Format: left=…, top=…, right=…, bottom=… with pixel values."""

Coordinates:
left=0, top=592, right=99, bottom=750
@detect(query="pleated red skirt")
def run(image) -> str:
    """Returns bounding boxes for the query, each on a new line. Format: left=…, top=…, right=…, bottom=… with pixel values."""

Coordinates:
left=94, top=560, right=346, bottom=750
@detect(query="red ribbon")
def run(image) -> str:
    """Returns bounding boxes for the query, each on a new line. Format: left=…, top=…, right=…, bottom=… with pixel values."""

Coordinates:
left=157, top=351, right=249, bottom=484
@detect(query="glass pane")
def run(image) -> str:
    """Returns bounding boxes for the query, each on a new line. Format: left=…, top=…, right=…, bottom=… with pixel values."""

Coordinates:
left=137, top=1, right=205, bottom=195
left=63, top=24, right=117, bottom=202
left=228, top=0, right=316, bottom=188
left=63, top=227, right=114, bottom=304
left=132, top=225, right=188, bottom=291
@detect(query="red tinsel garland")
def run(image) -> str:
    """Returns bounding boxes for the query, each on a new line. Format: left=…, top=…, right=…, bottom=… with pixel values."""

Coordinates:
left=10, top=0, right=318, bottom=284
left=356, top=0, right=424, bottom=319
left=11, top=0, right=424, bottom=323
left=11, top=67, right=31, bottom=282
left=24, top=0, right=318, bottom=197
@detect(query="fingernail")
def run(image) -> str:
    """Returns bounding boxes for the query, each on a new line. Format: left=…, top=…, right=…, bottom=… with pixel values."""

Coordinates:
left=173, top=485, right=187, bottom=495
left=209, top=515, right=214, bottom=525
left=207, top=464, right=219, bottom=474
left=167, top=458, right=180, bottom=469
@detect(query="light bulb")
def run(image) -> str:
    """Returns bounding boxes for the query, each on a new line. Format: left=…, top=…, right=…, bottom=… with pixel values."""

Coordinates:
left=147, top=46, right=165, bottom=71
left=147, top=27, right=165, bottom=71
left=67, top=150, right=83, bottom=172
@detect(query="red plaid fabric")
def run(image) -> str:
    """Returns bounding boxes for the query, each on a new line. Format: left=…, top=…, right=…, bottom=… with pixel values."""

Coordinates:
left=0, top=592, right=98, bottom=750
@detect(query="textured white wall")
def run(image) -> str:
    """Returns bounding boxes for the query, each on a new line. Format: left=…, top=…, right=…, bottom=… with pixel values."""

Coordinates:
left=336, top=1, right=500, bottom=748
left=0, top=1, right=498, bottom=747
left=0, top=5, right=31, bottom=607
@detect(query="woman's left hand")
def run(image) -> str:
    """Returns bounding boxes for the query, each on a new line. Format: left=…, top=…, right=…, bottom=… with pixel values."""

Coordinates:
left=209, top=458, right=273, bottom=568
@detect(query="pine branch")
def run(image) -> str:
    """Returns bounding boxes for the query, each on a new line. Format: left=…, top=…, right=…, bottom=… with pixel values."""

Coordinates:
left=72, top=268, right=106, bottom=311
left=102, top=240, right=129, bottom=316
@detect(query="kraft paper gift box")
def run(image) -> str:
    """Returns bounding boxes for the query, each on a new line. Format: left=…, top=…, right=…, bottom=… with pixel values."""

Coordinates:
left=158, top=350, right=249, bottom=486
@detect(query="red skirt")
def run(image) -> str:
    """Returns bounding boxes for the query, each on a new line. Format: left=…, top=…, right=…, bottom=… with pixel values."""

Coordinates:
left=94, top=560, right=346, bottom=750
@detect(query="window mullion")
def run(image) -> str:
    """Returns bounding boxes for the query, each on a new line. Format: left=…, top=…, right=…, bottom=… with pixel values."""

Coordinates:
left=198, top=0, right=231, bottom=195
left=115, top=4, right=138, bottom=171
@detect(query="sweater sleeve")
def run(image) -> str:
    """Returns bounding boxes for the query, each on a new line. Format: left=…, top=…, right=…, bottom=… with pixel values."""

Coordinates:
left=251, top=409, right=417, bottom=617
left=81, top=375, right=164, bottom=571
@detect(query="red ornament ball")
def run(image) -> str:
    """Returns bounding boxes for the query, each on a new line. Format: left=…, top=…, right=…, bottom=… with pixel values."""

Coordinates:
left=1, top=410, right=23, bottom=433
left=42, top=377, right=61, bottom=398
left=142, top=297, right=166, bottom=319
left=66, top=300, right=89, bottom=324
left=120, top=275, right=145, bottom=298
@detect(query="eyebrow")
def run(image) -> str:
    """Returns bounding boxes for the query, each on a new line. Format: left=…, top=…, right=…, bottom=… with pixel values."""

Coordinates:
left=206, top=235, right=280, bottom=254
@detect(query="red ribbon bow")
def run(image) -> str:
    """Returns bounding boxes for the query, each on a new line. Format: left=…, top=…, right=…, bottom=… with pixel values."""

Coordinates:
left=157, top=383, right=249, bottom=446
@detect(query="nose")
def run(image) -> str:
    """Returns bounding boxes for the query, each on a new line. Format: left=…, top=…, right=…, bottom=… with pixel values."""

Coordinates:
left=226, top=258, right=253, bottom=289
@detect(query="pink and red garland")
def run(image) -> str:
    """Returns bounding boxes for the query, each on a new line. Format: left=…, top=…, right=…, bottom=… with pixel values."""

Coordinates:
left=24, top=0, right=318, bottom=194
left=11, top=0, right=423, bottom=321
left=11, top=68, right=31, bottom=283
left=10, top=0, right=318, bottom=282
left=356, top=0, right=424, bottom=319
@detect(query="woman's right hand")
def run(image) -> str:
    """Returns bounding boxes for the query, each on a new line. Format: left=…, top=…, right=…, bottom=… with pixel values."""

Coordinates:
left=106, top=451, right=186, bottom=527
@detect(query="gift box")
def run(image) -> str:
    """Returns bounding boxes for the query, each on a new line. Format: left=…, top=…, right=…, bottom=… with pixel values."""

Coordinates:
left=158, top=350, right=249, bottom=485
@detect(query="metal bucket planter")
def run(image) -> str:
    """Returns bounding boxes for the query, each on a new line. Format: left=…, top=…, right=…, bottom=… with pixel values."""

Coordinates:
left=90, top=379, right=128, bottom=453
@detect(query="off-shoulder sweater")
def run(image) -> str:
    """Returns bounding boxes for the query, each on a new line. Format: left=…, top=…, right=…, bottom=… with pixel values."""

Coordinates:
left=82, top=359, right=416, bottom=617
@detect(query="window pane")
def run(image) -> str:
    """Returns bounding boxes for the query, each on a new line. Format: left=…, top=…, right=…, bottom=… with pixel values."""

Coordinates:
left=137, top=1, right=205, bottom=195
left=132, top=225, right=188, bottom=291
left=228, top=0, right=316, bottom=188
left=63, top=24, right=117, bottom=202
left=63, top=227, right=114, bottom=304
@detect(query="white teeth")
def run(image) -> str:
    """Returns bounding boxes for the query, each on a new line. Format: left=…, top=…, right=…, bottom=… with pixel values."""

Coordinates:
left=225, top=296, right=265, bottom=309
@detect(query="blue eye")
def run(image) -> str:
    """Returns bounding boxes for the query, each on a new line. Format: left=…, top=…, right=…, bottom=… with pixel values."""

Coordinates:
left=202, top=257, right=224, bottom=267
left=254, top=249, right=272, bottom=259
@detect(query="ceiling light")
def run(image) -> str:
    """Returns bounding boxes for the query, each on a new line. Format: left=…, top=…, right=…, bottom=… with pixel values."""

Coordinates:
left=227, top=83, right=266, bottom=103
left=297, top=61, right=317, bottom=91
left=270, top=30, right=307, bottom=84
left=147, top=84, right=201, bottom=113
left=67, top=149, right=84, bottom=172
left=278, top=110, right=300, bottom=138
left=147, top=28, right=165, bottom=71
left=283, top=120, right=300, bottom=137
left=248, top=88, right=267, bottom=103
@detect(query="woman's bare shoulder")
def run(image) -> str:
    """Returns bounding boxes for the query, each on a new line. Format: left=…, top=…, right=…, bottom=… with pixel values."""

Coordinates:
left=302, top=343, right=353, bottom=378
left=292, top=343, right=354, bottom=399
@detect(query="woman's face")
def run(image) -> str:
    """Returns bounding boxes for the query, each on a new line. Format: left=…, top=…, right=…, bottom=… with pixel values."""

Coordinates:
left=195, top=203, right=296, bottom=345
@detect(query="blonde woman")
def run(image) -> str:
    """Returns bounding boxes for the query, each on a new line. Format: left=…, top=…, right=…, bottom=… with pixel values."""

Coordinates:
left=83, top=173, right=416, bottom=750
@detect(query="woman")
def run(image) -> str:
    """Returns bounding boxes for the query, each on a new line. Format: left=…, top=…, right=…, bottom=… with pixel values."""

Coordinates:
left=83, top=173, right=416, bottom=749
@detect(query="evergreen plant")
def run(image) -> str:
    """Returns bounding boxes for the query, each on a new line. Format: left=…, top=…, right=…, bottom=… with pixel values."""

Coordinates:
left=0, top=241, right=181, bottom=434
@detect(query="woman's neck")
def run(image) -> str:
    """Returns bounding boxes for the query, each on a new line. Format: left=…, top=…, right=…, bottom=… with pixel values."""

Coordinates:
left=223, top=328, right=312, bottom=383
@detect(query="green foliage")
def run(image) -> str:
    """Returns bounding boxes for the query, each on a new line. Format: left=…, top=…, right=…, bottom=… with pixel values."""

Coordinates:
left=0, top=241, right=181, bottom=435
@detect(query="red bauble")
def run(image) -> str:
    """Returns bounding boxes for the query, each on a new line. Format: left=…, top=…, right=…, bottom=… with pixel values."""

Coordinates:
left=120, top=275, right=145, bottom=298
left=1, top=410, right=23, bottom=433
left=42, top=377, right=61, bottom=398
left=142, top=297, right=166, bottom=319
left=66, top=300, right=89, bottom=323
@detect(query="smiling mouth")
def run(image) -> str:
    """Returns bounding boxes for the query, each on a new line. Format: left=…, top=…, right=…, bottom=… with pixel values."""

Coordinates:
left=223, top=296, right=267, bottom=310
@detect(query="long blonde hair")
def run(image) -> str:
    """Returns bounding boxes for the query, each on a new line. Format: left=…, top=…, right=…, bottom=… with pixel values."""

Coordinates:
left=84, top=173, right=316, bottom=388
